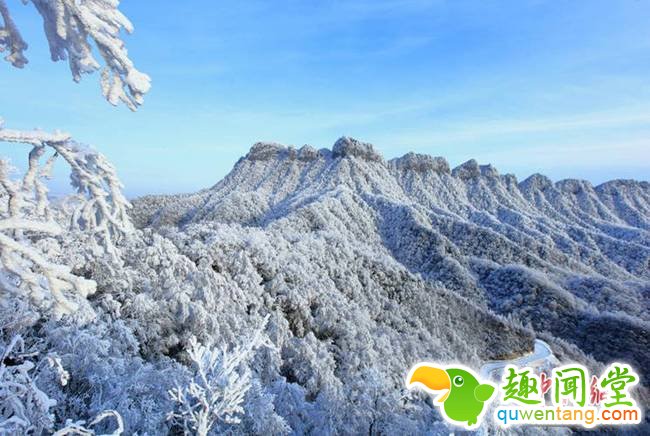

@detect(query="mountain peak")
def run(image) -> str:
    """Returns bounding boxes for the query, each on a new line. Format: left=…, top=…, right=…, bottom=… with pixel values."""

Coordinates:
left=297, top=145, right=322, bottom=161
left=519, top=173, right=554, bottom=192
left=246, top=142, right=292, bottom=161
left=332, top=136, right=384, bottom=162
left=452, top=159, right=480, bottom=179
left=555, top=178, right=593, bottom=194
left=244, top=137, right=385, bottom=163
left=245, top=142, right=325, bottom=162
left=452, top=159, right=501, bottom=180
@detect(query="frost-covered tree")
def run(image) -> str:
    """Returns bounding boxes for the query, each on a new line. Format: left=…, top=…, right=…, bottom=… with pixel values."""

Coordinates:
left=0, top=0, right=150, bottom=110
left=0, top=335, right=54, bottom=433
left=167, top=319, right=273, bottom=436
left=0, top=2, right=177, bottom=435
left=0, top=120, right=132, bottom=318
left=1, top=0, right=145, bottom=317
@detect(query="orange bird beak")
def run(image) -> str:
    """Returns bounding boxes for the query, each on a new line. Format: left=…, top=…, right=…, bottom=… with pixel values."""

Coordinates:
left=406, top=364, right=451, bottom=402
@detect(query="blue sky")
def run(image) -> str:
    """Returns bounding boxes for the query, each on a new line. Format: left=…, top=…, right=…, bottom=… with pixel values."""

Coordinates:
left=2, top=0, right=650, bottom=196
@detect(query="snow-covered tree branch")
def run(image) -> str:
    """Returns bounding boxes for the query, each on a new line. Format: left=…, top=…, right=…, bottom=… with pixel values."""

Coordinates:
left=0, top=0, right=27, bottom=68
left=0, top=0, right=150, bottom=110
left=0, top=119, right=133, bottom=317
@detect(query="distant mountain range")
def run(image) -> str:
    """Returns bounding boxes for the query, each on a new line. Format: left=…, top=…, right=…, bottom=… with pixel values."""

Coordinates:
left=132, top=137, right=649, bottom=432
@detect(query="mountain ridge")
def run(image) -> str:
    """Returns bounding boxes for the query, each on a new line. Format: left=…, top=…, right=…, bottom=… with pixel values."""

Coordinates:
left=135, top=137, right=648, bottom=228
left=134, top=137, right=649, bottom=245
left=233, top=136, right=648, bottom=188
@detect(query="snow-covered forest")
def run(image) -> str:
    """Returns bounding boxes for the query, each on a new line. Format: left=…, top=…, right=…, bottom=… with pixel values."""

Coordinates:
left=2, top=1, right=649, bottom=435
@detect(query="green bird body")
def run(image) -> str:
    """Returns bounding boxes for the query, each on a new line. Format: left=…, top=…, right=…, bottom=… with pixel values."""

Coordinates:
left=407, top=364, right=495, bottom=428
left=442, top=368, right=495, bottom=426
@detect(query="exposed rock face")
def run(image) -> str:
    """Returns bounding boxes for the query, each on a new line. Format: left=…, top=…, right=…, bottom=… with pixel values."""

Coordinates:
left=297, top=145, right=321, bottom=161
left=131, top=137, right=650, bottom=431
left=520, top=173, right=554, bottom=192
left=246, top=142, right=290, bottom=161
left=332, top=136, right=384, bottom=162
left=389, top=152, right=450, bottom=173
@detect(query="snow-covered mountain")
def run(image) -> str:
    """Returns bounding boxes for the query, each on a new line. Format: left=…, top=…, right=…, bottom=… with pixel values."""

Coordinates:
left=129, top=137, right=648, bottom=431
left=2, top=136, right=647, bottom=434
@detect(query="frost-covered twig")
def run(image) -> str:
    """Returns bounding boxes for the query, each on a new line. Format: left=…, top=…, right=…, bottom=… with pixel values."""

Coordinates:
left=167, top=317, right=273, bottom=436
left=53, top=410, right=124, bottom=436
left=1, top=0, right=150, bottom=110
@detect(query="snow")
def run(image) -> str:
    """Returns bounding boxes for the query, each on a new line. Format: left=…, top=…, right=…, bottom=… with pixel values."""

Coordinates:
left=332, top=136, right=384, bottom=162
left=2, top=3, right=647, bottom=431
left=479, top=339, right=559, bottom=381
left=1, top=134, right=649, bottom=434
left=125, top=137, right=648, bottom=433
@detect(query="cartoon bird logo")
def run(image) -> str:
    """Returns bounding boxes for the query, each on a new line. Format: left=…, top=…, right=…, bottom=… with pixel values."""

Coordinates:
left=406, top=363, right=496, bottom=428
